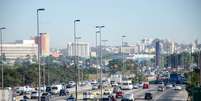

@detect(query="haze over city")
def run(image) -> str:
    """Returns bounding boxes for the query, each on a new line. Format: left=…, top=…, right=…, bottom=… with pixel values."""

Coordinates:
left=1, top=0, right=201, bottom=48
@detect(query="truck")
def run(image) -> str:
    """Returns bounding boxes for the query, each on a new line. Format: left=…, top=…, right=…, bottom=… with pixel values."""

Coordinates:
left=121, top=80, right=133, bottom=90
left=51, top=84, right=63, bottom=95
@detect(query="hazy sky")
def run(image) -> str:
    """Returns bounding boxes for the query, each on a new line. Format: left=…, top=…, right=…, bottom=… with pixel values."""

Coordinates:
left=1, top=0, right=201, bottom=48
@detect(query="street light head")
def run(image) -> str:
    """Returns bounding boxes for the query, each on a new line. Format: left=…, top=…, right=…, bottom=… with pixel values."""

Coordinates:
left=96, top=26, right=105, bottom=28
left=0, top=27, right=6, bottom=30
left=74, top=19, right=80, bottom=22
left=122, top=35, right=126, bottom=38
left=37, top=8, right=45, bottom=11
left=100, top=26, right=105, bottom=28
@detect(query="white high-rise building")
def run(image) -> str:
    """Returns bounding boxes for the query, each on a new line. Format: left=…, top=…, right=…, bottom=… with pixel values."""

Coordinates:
left=1, top=40, right=38, bottom=63
left=66, top=42, right=90, bottom=58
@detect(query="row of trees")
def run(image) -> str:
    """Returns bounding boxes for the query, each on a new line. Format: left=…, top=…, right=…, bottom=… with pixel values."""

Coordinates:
left=0, top=63, right=98, bottom=87
left=161, top=51, right=201, bottom=69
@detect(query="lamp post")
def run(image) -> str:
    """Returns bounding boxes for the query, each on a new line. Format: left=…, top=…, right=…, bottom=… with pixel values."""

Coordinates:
left=96, top=25, right=104, bottom=99
left=74, top=19, right=80, bottom=100
left=76, top=36, right=81, bottom=85
left=96, top=31, right=100, bottom=81
left=121, top=35, right=126, bottom=77
left=37, top=8, right=45, bottom=101
left=0, top=27, right=6, bottom=101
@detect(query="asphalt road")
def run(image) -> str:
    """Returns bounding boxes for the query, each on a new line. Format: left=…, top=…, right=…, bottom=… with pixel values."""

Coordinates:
left=24, top=84, right=188, bottom=101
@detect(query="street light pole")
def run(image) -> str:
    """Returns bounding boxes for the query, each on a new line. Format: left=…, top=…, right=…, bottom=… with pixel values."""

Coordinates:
left=0, top=27, right=6, bottom=101
left=37, top=8, right=45, bottom=101
left=121, top=35, right=126, bottom=77
left=74, top=19, right=80, bottom=101
left=96, top=31, right=100, bottom=81
left=96, top=25, right=104, bottom=99
left=76, top=36, right=81, bottom=85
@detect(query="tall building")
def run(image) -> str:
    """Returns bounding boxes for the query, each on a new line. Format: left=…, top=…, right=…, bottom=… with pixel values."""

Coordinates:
left=171, top=41, right=175, bottom=54
left=34, top=33, right=50, bottom=56
left=192, top=40, right=198, bottom=52
left=155, top=40, right=160, bottom=67
left=66, top=42, right=90, bottom=58
left=1, top=40, right=38, bottom=63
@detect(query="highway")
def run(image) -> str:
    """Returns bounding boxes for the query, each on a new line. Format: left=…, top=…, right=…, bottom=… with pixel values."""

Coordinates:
left=31, top=84, right=187, bottom=101
left=18, top=84, right=188, bottom=101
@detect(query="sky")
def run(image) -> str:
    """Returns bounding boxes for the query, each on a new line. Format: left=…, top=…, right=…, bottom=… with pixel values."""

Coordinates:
left=0, top=0, right=201, bottom=48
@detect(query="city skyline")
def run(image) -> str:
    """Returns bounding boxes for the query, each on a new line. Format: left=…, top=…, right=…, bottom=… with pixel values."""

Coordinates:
left=1, top=0, right=201, bottom=48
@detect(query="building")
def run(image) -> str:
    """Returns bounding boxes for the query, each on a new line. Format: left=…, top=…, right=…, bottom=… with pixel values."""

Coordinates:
left=155, top=40, right=160, bottom=67
left=66, top=42, right=90, bottom=58
left=171, top=41, right=175, bottom=54
left=1, top=40, right=37, bottom=63
left=34, top=33, right=49, bottom=56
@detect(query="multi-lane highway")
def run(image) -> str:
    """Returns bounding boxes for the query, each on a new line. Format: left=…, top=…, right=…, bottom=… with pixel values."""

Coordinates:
left=25, top=84, right=187, bottom=101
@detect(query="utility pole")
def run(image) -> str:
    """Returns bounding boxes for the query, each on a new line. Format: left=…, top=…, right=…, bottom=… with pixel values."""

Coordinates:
left=74, top=19, right=80, bottom=101
left=96, top=25, right=104, bottom=99
left=0, top=27, right=6, bottom=101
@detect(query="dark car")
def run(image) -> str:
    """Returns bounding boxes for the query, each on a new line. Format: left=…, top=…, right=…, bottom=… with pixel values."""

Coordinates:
left=59, top=89, right=67, bottom=96
left=41, top=92, right=51, bottom=101
left=144, top=92, right=152, bottom=100
left=66, top=95, right=76, bottom=101
left=46, top=87, right=51, bottom=93
left=66, top=84, right=73, bottom=88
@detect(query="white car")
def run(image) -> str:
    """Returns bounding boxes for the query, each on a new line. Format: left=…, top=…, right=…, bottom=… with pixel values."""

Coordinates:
left=158, top=86, right=165, bottom=91
left=122, top=93, right=135, bottom=101
left=174, top=85, right=182, bottom=90
left=133, top=84, right=139, bottom=89
left=166, top=84, right=173, bottom=88
left=111, top=81, right=118, bottom=87
left=31, top=91, right=40, bottom=99
left=69, top=81, right=76, bottom=86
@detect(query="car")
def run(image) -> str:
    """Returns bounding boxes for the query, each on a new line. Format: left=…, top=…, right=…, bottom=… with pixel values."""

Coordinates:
left=66, top=95, right=76, bottom=101
left=100, top=95, right=111, bottom=101
left=174, top=85, right=182, bottom=90
left=158, top=86, right=165, bottom=91
left=113, top=86, right=121, bottom=93
left=116, top=90, right=124, bottom=98
left=103, top=89, right=112, bottom=95
left=138, top=82, right=144, bottom=88
left=68, top=81, right=76, bottom=86
left=83, top=91, right=95, bottom=100
left=41, top=92, right=51, bottom=101
left=133, top=84, right=139, bottom=89
left=121, top=93, right=135, bottom=101
left=30, top=91, right=39, bottom=99
left=46, top=86, right=51, bottom=93
left=144, top=92, right=152, bottom=100
left=111, top=81, right=118, bottom=87
left=59, top=89, right=67, bottom=96
left=166, top=84, right=173, bottom=88
left=92, top=84, right=99, bottom=90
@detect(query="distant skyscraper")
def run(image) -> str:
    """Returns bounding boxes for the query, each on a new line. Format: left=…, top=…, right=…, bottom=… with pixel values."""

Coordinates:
left=34, top=33, right=50, bottom=56
left=171, top=41, right=175, bottom=54
left=192, top=40, right=198, bottom=52
left=155, top=40, right=160, bottom=67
